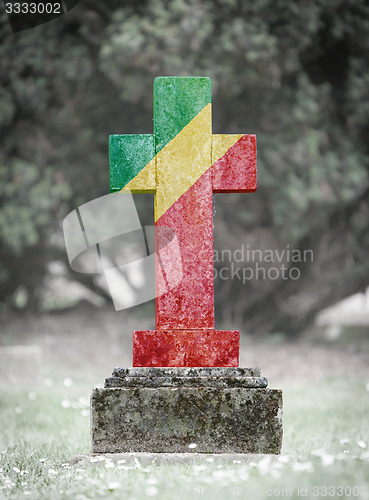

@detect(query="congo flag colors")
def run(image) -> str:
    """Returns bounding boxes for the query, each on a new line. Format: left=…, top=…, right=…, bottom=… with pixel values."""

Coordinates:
left=109, top=77, right=257, bottom=367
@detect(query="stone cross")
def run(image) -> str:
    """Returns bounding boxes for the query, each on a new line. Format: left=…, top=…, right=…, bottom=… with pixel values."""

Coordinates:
left=109, top=77, right=257, bottom=367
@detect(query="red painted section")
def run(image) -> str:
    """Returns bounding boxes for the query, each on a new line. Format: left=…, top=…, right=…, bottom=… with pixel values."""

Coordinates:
left=133, top=330, right=239, bottom=367
left=213, top=135, right=257, bottom=193
left=141, top=133, right=257, bottom=367
left=155, top=169, right=215, bottom=330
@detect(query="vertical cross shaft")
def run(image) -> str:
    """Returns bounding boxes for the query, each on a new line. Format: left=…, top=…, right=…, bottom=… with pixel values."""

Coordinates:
left=109, top=77, right=257, bottom=367
left=154, top=78, right=213, bottom=330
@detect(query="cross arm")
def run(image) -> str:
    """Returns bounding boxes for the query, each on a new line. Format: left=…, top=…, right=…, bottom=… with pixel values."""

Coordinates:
left=109, top=134, right=156, bottom=193
left=212, top=134, right=257, bottom=193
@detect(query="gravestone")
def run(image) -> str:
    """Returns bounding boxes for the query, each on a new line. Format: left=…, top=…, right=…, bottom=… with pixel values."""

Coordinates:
left=91, top=77, right=283, bottom=453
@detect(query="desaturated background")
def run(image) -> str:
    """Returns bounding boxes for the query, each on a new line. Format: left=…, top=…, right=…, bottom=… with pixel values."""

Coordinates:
left=1, top=0, right=369, bottom=383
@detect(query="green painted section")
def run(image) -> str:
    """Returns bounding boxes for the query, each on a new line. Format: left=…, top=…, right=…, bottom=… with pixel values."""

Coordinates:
left=153, top=77, right=211, bottom=153
left=109, top=134, right=155, bottom=192
left=109, top=77, right=211, bottom=189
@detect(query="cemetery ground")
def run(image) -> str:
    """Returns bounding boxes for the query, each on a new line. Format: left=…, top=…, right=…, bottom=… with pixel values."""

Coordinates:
left=1, top=305, right=369, bottom=499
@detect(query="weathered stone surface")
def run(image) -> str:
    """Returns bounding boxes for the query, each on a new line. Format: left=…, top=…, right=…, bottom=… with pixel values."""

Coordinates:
left=109, top=77, right=257, bottom=367
left=105, top=375, right=268, bottom=388
left=91, top=385, right=283, bottom=454
left=133, top=329, right=239, bottom=367
left=212, top=134, right=257, bottom=193
left=96, top=77, right=280, bottom=455
left=113, top=367, right=261, bottom=377
left=109, top=134, right=155, bottom=192
left=107, top=367, right=266, bottom=388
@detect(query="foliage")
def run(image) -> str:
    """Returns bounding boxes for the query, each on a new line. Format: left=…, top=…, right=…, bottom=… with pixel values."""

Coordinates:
left=0, top=160, right=71, bottom=253
left=0, top=0, right=369, bottom=332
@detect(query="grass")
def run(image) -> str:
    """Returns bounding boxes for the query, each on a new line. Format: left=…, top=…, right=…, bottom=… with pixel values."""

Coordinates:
left=1, top=376, right=369, bottom=499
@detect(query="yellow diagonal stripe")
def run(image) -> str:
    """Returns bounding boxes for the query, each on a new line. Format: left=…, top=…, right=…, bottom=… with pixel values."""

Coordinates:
left=122, top=157, right=156, bottom=192
left=155, top=103, right=212, bottom=221
left=211, top=134, right=243, bottom=165
left=120, top=103, right=212, bottom=220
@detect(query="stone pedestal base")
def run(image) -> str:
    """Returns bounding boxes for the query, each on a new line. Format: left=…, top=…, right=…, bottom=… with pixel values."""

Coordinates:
left=91, top=368, right=283, bottom=454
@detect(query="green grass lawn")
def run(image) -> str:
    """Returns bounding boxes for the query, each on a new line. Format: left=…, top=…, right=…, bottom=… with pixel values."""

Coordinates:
left=1, top=377, right=368, bottom=499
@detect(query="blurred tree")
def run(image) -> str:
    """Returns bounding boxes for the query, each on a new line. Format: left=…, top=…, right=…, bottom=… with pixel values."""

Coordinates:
left=0, top=0, right=368, bottom=334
